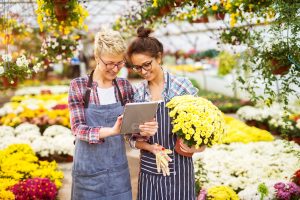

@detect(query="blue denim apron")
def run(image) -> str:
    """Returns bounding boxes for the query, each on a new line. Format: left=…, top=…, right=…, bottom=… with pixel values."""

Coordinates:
left=71, top=71, right=132, bottom=200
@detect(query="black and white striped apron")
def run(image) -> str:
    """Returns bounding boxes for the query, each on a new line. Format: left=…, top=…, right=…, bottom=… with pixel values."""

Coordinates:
left=137, top=73, right=196, bottom=200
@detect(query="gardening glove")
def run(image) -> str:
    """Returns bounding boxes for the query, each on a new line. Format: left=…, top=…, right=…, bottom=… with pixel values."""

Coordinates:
left=154, top=144, right=172, bottom=176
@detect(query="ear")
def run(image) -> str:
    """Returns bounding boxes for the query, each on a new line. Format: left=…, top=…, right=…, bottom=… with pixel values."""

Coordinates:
left=156, top=52, right=162, bottom=65
left=94, top=54, right=100, bottom=64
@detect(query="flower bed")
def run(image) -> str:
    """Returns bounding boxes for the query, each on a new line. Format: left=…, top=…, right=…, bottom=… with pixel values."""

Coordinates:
left=0, top=144, right=63, bottom=199
left=222, top=116, right=274, bottom=144
left=0, top=124, right=74, bottom=160
left=194, top=140, right=300, bottom=198
left=237, top=104, right=300, bottom=142
left=0, top=92, right=69, bottom=130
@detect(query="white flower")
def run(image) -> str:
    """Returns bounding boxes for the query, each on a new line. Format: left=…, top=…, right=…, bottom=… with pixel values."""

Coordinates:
left=0, top=126, right=15, bottom=137
left=296, top=119, right=300, bottom=129
left=56, top=55, right=62, bottom=60
left=52, top=134, right=75, bottom=156
left=16, top=55, right=29, bottom=67
left=193, top=140, right=300, bottom=193
left=31, top=137, right=54, bottom=157
left=33, top=63, right=42, bottom=73
left=62, top=46, right=66, bottom=50
left=43, top=125, right=72, bottom=138
left=15, top=123, right=40, bottom=136
left=0, top=66, right=4, bottom=75
left=2, top=54, right=12, bottom=62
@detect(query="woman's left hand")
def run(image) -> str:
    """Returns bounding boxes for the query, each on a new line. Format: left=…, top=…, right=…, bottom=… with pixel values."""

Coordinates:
left=139, top=118, right=158, bottom=137
left=179, top=139, right=206, bottom=153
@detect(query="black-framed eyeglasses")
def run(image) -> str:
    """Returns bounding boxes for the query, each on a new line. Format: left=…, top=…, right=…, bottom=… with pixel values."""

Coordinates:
left=99, top=57, right=125, bottom=70
left=132, top=60, right=153, bottom=72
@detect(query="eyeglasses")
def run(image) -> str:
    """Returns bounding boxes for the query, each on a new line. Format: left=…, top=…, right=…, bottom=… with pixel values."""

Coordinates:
left=132, top=60, right=153, bottom=72
left=99, top=57, right=125, bottom=70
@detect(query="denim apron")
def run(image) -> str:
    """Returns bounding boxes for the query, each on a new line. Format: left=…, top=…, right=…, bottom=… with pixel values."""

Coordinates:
left=71, top=71, right=132, bottom=200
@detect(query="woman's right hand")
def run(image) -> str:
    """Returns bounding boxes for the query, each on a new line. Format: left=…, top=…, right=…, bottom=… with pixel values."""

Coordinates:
left=111, top=115, right=123, bottom=135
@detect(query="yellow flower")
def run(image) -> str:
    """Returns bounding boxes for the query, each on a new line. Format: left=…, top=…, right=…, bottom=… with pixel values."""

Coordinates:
left=152, top=0, right=158, bottom=7
left=207, top=186, right=239, bottom=200
left=212, top=5, right=218, bottom=11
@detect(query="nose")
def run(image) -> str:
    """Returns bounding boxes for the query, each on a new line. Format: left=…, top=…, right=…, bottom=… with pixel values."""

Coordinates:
left=112, top=65, right=120, bottom=73
left=141, top=68, right=148, bottom=75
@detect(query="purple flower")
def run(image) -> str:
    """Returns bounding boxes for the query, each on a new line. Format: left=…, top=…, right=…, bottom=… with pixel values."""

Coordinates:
left=274, top=182, right=286, bottom=190
left=287, top=182, right=300, bottom=195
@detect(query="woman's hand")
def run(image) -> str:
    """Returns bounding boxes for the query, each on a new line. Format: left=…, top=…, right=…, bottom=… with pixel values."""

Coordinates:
left=149, top=143, right=172, bottom=176
left=111, top=115, right=123, bottom=135
left=139, top=118, right=158, bottom=137
left=179, top=139, right=206, bottom=153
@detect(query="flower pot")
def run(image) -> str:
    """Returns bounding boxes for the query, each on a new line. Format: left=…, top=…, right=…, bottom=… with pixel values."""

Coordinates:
left=258, top=123, right=269, bottom=131
left=2, top=77, right=18, bottom=89
left=215, top=13, right=226, bottom=20
left=192, top=17, right=209, bottom=23
left=54, top=0, right=69, bottom=21
left=54, top=0, right=68, bottom=3
left=270, top=59, right=290, bottom=75
left=292, top=137, right=300, bottom=145
left=245, top=120, right=257, bottom=127
left=174, top=139, right=194, bottom=157
left=158, top=5, right=171, bottom=17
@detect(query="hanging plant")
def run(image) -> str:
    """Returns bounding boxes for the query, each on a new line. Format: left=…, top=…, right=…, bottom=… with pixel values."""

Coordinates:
left=36, top=0, right=88, bottom=35
left=0, top=17, right=30, bottom=45
left=0, top=54, right=40, bottom=89
left=40, top=34, right=79, bottom=64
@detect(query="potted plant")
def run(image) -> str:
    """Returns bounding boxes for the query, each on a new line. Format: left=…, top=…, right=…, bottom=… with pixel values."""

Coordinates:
left=36, top=0, right=88, bottom=34
left=0, top=54, right=39, bottom=89
left=259, top=40, right=299, bottom=75
left=166, top=95, right=225, bottom=157
left=40, top=34, right=79, bottom=63
left=205, top=3, right=226, bottom=21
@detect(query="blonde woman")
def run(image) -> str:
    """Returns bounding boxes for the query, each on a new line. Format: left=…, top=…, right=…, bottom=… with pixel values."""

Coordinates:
left=68, top=28, right=158, bottom=200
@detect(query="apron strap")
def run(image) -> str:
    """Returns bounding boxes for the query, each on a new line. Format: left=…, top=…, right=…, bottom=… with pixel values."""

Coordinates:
left=83, top=70, right=124, bottom=108
left=113, top=79, right=125, bottom=106
left=83, top=70, right=94, bottom=108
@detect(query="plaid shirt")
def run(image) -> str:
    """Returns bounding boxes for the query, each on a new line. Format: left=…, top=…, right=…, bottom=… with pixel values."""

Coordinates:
left=128, top=71, right=198, bottom=148
left=133, top=70, right=198, bottom=102
left=68, top=76, right=133, bottom=144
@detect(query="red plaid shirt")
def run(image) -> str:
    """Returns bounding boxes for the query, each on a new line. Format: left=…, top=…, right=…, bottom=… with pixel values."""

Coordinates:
left=68, top=76, right=134, bottom=144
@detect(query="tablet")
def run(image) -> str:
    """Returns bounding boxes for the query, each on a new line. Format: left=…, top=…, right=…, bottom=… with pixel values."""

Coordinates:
left=120, top=101, right=160, bottom=134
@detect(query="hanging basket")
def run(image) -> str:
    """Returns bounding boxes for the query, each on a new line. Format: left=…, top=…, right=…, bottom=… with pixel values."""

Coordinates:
left=2, top=77, right=18, bottom=89
left=191, top=16, right=209, bottom=23
left=292, top=137, right=300, bottom=145
left=174, top=138, right=194, bottom=157
left=158, top=5, right=172, bottom=17
left=53, top=0, right=69, bottom=21
left=215, top=12, right=226, bottom=20
left=270, top=59, right=290, bottom=75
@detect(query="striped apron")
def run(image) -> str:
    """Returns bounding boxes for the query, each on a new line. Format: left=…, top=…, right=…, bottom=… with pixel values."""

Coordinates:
left=137, top=73, right=196, bottom=200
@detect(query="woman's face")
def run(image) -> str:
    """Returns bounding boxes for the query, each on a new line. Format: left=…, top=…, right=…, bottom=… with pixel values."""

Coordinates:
left=95, top=53, right=125, bottom=81
left=130, top=53, right=162, bottom=81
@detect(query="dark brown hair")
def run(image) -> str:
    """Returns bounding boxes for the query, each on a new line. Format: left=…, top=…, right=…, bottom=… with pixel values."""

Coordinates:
left=127, top=26, right=164, bottom=60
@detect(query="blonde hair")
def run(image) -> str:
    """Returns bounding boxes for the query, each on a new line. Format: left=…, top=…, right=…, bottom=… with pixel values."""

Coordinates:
left=94, top=27, right=126, bottom=57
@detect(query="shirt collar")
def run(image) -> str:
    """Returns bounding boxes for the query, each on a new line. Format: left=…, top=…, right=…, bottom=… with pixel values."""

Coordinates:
left=143, top=70, right=169, bottom=100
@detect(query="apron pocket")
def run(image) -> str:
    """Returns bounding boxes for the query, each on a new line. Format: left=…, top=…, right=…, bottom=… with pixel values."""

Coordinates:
left=73, top=169, right=108, bottom=199
left=107, top=166, right=131, bottom=196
